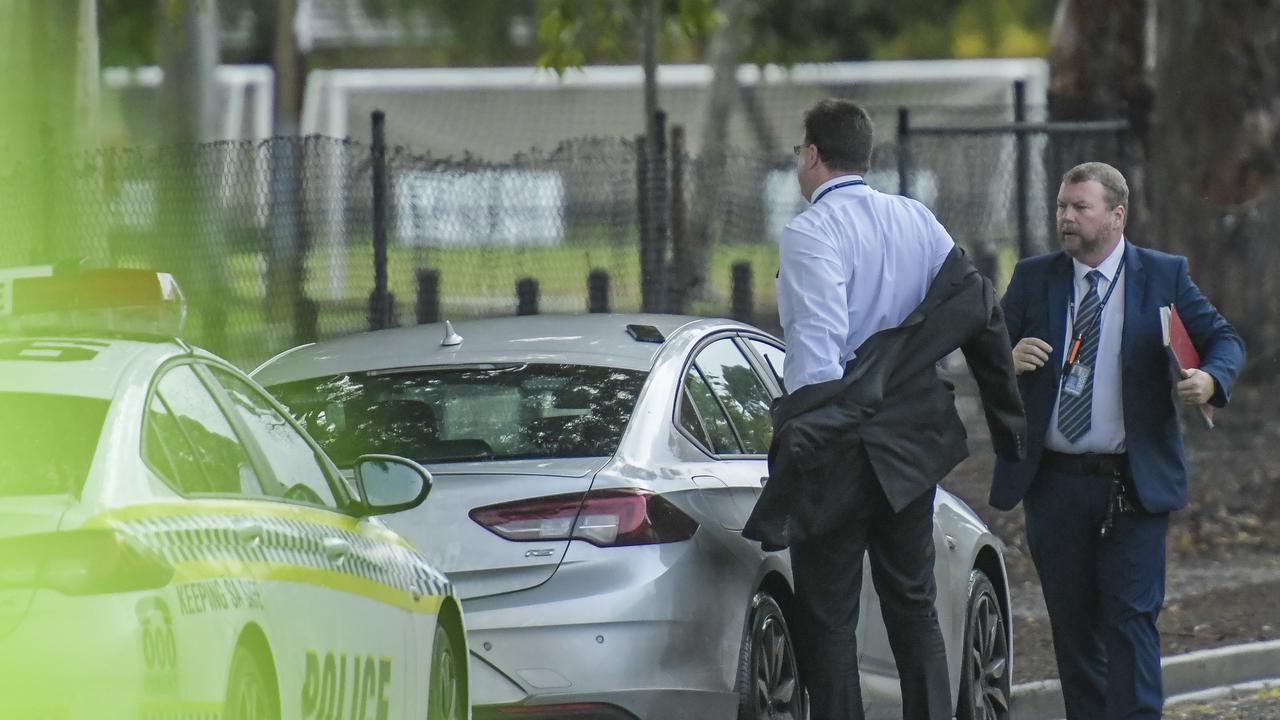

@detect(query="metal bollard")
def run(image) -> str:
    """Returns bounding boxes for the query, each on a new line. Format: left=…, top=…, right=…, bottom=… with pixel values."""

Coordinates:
left=517, top=278, right=539, bottom=316
left=588, top=269, right=610, bottom=314
left=731, top=261, right=753, bottom=323
left=416, top=268, right=440, bottom=325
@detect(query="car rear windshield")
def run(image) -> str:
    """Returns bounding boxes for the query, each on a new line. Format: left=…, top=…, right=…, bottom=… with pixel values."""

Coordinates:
left=0, top=392, right=109, bottom=497
left=266, top=364, right=647, bottom=467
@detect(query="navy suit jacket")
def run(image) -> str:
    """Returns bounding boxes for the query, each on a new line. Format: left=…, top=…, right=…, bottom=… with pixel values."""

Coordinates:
left=990, top=242, right=1246, bottom=513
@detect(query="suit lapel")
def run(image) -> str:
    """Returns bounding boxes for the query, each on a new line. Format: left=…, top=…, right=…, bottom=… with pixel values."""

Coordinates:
left=1121, top=241, right=1147, bottom=364
left=1047, top=252, right=1072, bottom=384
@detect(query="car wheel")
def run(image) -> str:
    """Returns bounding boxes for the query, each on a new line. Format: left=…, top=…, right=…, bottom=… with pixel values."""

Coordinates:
left=957, top=569, right=1011, bottom=720
left=736, top=592, right=805, bottom=720
left=428, top=622, right=465, bottom=720
left=224, top=642, right=279, bottom=720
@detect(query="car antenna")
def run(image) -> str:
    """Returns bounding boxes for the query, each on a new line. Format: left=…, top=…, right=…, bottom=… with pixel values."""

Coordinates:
left=441, top=320, right=463, bottom=347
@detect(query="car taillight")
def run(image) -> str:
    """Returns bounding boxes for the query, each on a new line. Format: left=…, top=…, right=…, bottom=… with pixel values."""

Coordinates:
left=0, top=528, right=174, bottom=595
left=470, top=489, right=698, bottom=547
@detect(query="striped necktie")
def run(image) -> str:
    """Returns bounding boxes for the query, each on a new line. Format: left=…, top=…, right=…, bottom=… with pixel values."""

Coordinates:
left=1058, top=270, right=1104, bottom=443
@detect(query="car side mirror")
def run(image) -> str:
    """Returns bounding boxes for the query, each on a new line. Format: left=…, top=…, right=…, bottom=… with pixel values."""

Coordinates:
left=352, top=454, right=433, bottom=516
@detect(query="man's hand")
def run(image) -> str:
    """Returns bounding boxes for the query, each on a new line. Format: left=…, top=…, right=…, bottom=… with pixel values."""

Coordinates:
left=1013, top=337, right=1053, bottom=375
left=1178, top=368, right=1216, bottom=405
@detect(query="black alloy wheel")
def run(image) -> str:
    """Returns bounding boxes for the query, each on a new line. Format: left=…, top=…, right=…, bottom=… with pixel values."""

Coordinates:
left=224, top=642, right=279, bottom=720
left=428, top=622, right=465, bottom=720
left=957, top=569, right=1011, bottom=720
left=736, top=592, right=805, bottom=720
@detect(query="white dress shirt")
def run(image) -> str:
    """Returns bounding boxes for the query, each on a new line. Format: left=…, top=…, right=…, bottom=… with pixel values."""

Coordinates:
left=1045, top=238, right=1128, bottom=453
left=776, top=175, right=955, bottom=392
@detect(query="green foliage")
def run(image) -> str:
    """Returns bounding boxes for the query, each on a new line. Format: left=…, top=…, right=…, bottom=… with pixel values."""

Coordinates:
left=741, top=0, right=1052, bottom=64
left=535, top=0, right=721, bottom=75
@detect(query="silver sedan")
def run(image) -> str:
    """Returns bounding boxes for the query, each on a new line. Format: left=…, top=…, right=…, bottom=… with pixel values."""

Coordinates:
left=253, top=314, right=1013, bottom=720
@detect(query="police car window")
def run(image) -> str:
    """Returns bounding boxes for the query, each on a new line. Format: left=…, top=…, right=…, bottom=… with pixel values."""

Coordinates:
left=0, top=392, right=108, bottom=497
left=682, top=368, right=740, bottom=454
left=146, top=365, right=260, bottom=496
left=211, top=368, right=339, bottom=509
left=694, top=339, right=774, bottom=454
left=747, top=339, right=786, bottom=395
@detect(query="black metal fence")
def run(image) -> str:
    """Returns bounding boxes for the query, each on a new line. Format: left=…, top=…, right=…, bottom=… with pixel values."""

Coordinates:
left=0, top=104, right=1134, bottom=369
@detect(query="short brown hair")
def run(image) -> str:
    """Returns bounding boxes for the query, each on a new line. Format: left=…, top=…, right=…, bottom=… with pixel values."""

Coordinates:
left=803, top=99, right=873, bottom=173
left=1062, top=162, right=1129, bottom=209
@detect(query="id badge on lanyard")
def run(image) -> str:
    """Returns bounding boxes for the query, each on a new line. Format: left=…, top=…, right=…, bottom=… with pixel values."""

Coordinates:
left=1062, top=362, right=1092, bottom=397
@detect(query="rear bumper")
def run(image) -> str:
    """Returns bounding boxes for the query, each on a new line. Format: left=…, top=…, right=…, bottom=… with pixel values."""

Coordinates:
left=474, top=688, right=733, bottom=720
left=462, top=538, right=748, bottom=719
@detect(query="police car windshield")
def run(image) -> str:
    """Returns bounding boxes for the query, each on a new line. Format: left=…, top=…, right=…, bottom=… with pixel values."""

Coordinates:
left=267, top=364, right=647, bottom=467
left=0, top=392, right=108, bottom=497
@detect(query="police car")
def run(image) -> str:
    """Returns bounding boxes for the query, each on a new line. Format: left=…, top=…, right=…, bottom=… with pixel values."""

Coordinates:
left=0, top=266, right=468, bottom=720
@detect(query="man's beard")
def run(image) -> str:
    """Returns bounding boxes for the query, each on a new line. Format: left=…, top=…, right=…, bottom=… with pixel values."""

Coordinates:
left=1060, top=228, right=1104, bottom=258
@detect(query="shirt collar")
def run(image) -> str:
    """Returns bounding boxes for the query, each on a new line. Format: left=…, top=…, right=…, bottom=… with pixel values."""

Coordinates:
left=1073, top=236, right=1126, bottom=285
left=809, top=174, right=865, bottom=204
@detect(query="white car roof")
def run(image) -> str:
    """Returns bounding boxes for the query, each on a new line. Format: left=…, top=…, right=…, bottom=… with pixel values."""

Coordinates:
left=0, top=335, right=186, bottom=399
left=253, top=314, right=761, bottom=384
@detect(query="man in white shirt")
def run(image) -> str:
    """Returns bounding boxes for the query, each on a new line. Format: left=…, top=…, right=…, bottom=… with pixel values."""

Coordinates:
left=777, top=98, right=958, bottom=720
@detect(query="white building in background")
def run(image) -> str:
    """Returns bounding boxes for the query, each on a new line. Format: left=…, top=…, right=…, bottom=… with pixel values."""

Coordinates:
left=300, top=59, right=1048, bottom=157
left=101, top=65, right=275, bottom=143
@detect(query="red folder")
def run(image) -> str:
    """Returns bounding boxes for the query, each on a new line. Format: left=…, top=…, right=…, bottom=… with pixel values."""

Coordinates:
left=1160, top=305, right=1214, bottom=428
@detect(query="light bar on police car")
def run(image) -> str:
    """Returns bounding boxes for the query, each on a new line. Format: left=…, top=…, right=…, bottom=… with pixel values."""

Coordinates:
left=0, top=266, right=187, bottom=337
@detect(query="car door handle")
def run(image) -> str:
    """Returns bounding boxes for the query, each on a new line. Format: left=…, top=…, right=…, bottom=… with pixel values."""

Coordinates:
left=323, top=537, right=351, bottom=564
left=235, top=521, right=263, bottom=546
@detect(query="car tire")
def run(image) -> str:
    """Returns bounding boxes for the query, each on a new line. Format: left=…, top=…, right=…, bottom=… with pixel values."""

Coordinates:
left=224, top=642, right=279, bottom=720
left=956, top=569, right=1011, bottom=720
left=428, top=621, right=465, bottom=720
left=735, top=592, right=805, bottom=720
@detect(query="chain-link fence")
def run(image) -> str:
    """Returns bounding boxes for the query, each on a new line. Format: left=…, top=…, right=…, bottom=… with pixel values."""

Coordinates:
left=900, top=115, right=1135, bottom=283
left=1, top=108, right=1134, bottom=369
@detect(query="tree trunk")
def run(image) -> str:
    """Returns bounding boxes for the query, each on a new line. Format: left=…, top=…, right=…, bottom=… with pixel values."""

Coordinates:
left=641, top=0, right=658, bottom=146
left=267, top=0, right=309, bottom=335
left=159, top=0, right=221, bottom=145
left=156, top=0, right=231, bottom=352
left=683, top=0, right=755, bottom=306
left=1047, top=0, right=1151, bottom=123
left=1147, top=0, right=1280, bottom=365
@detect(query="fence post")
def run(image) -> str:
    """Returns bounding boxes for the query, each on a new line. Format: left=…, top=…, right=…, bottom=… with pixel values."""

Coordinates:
left=416, top=268, right=440, bottom=325
left=516, top=277, right=539, bottom=316
left=731, top=261, right=753, bottom=323
left=897, top=107, right=911, bottom=198
left=1014, top=80, right=1031, bottom=261
left=668, top=124, right=688, bottom=313
left=295, top=297, right=318, bottom=345
left=368, top=109, right=395, bottom=330
left=651, top=109, right=670, bottom=313
left=635, top=134, right=653, bottom=311
left=588, top=269, right=610, bottom=314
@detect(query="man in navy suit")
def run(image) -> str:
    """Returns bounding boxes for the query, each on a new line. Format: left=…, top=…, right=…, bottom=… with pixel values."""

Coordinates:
left=991, top=162, right=1245, bottom=718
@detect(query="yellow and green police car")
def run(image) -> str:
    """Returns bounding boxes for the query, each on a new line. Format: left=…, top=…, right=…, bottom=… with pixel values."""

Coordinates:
left=0, top=266, right=467, bottom=719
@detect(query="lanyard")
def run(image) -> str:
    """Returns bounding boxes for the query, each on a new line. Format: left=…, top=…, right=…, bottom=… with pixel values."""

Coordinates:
left=1064, top=257, right=1126, bottom=367
left=812, top=179, right=866, bottom=204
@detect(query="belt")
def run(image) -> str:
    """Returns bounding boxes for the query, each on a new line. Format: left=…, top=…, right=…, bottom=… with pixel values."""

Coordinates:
left=1040, top=450, right=1129, bottom=476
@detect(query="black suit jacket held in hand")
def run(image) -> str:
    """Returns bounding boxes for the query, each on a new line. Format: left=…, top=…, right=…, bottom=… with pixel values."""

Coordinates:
left=743, top=247, right=1028, bottom=551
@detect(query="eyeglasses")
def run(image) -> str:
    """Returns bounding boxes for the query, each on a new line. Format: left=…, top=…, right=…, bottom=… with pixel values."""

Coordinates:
left=792, top=144, right=810, bottom=156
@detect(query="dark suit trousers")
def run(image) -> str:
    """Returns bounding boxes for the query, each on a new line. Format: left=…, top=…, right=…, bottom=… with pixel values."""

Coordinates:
left=1024, top=467, right=1168, bottom=720
left=790, top=477, right=951, bottom=720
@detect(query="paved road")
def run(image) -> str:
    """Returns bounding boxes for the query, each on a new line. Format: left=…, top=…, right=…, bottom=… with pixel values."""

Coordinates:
left=1165, top=684, right=1280, bottom=719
